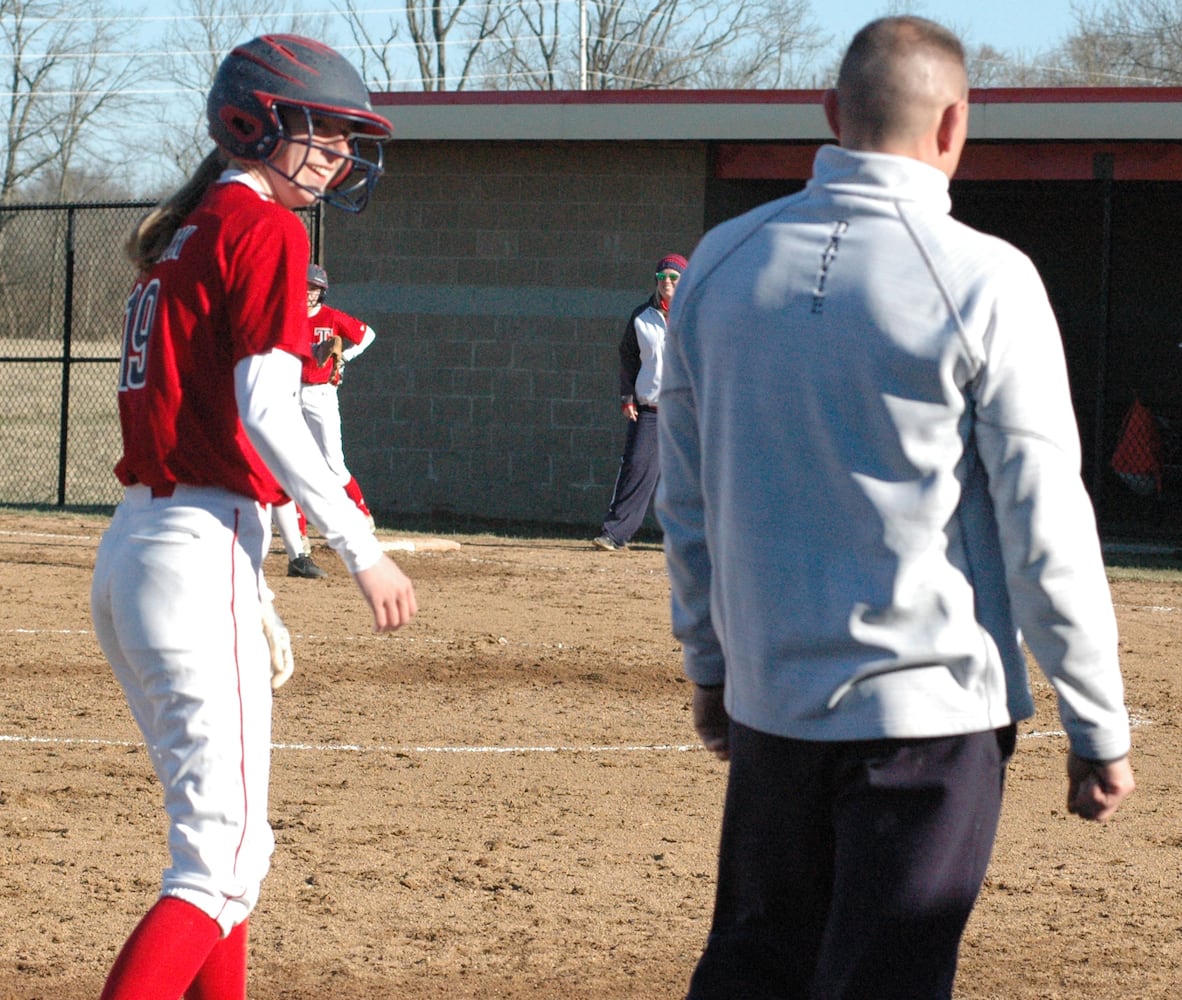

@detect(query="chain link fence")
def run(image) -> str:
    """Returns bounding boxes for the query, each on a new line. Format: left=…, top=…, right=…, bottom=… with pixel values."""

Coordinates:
left=0, top=200, right=320, bottom=509
left=1, top=198, right=1180, bottom=545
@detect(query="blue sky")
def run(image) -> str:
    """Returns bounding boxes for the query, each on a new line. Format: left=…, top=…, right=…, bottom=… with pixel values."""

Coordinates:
left=823, top=1, right=1079, bottom=54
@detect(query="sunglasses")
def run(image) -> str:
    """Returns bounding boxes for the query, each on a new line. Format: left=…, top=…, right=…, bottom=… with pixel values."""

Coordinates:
left=655, top=271, right=681, bottom=283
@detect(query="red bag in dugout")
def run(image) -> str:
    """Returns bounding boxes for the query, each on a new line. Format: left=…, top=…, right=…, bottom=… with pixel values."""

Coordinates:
left=1111, top=397, right=1163, bottom=496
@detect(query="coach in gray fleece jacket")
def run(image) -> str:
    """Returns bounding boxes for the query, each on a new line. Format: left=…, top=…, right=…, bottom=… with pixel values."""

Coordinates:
left=657, top=15, right=1134, bottom=1000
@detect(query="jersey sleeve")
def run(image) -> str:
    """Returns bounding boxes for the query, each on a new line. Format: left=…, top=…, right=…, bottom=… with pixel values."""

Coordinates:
left=334, top=308, right=368, bottom=347
left=224, top=207, right=310, bottom=363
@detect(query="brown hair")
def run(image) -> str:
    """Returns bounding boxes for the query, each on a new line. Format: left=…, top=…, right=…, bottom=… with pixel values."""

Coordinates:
left=836, top=16, right=966, bottom=147
left=124, top=150, right=228, bottom=273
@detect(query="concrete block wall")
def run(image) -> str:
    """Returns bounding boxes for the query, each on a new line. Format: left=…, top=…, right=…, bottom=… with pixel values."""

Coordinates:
left=322, top=140, right=707, bottom=530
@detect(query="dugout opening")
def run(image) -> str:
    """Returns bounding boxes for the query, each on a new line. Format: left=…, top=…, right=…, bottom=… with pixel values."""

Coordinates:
left=706, top=144, right=1182, bottom=540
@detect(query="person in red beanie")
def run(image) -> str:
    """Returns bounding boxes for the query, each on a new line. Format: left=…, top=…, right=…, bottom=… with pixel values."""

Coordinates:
left=593, top=253, right=688, bottom=550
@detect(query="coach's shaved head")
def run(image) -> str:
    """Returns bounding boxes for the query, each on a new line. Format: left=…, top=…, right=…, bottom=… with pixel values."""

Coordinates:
left=824, top=16, right=969, bottom=178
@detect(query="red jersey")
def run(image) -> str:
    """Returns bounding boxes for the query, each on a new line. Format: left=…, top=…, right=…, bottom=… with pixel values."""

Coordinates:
left=114, top=180, right=312, bottom=504
left=303, top=304, right=369, bottom=385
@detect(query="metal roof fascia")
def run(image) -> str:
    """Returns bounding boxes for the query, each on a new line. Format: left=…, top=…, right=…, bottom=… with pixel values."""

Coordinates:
left=971, top=101, right=1182, bottom=141
left=380, top=100, right=831, bottom=141
left=372, top=89, right=1182, bottom=143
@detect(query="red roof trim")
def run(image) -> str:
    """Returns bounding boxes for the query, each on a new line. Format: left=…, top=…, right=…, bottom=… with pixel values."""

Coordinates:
left=970, top=87, right=1182, bottom=103
left=371, top=87, right=1182, bottom=108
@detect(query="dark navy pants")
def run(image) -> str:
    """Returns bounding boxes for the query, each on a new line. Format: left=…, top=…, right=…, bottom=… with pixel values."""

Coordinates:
left=600, top=406, right=660, bottom=545
left=686, top=720, right=1014, bottom=1000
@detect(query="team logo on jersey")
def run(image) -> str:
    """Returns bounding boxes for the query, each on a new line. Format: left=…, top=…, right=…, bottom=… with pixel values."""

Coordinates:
left=158, top=226, right=197, bottom=264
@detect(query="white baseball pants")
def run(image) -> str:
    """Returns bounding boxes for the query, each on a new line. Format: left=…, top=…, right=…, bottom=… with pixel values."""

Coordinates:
left=90, top=484, right=276, bottom=935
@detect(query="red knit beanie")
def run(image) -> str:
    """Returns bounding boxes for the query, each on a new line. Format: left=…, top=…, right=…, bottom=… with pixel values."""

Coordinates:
left=656, top=253, right=688, bottom=274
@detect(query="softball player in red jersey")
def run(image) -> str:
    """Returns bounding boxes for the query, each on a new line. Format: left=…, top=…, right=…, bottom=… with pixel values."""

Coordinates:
left=301, top=265, right=376, bottom=512
left=272, top=265, right=379, bottom=577
left=89, top=35, right=415, bottom=1000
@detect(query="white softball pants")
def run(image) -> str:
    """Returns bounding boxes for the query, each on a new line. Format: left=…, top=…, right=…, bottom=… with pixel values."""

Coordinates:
left=271, top=499, right=304, bottom=561
left=299, top=382, right=351, bottom=485
left=90, top=485, right=276, bottom=935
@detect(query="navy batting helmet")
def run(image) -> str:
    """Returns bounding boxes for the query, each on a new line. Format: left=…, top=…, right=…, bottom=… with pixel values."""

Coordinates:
left=206, top=35, right=394, bottom=212
left=307, top=264, right=329, bottom=296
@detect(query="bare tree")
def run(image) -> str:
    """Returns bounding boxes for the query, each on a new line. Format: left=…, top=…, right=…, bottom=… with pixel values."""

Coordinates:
left=339, top=0, right=512, bottom=91
left=342, top=0, right=825, bottom=92
left=962, top=44, right=1070, bottom=88
left=686, top=0, right=829, bottom=90
left=337, top=0, right=406, bottom=90
left=1047, top=0, right=1182, bottom=85
left=473, top=0, right=825, bottom=91
left=477, top=0, right=564, bottom=90
left=583, top=0, right=716, bottom=89
left=155, top=0, right=333, bottom=179
left=19, top=165, right=138, bottom=202
left=411, top=0, right=515, bottom=91
left=0, top=0, right=142, bottom=204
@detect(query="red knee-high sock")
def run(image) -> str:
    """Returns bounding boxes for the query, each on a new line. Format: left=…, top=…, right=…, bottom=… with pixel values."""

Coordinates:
left=185, top=919, right=248, bottom=1000
left=100, top=897, right=221, bottom=1000
left=344, top=476, right=371, bottom=516
left=296, top=505, right=307, bottom=536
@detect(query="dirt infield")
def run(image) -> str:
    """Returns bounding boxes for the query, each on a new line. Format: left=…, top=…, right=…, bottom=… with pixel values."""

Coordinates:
left=1, top=506, right=1179, bottom=1000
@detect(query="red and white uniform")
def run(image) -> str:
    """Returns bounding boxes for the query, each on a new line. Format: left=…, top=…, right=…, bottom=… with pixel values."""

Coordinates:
left=114, top=180, right=310, bottom=502
left=304, top=303, right=369, bottom=385
left=299, top=303, right=375, bottom=481
left=91, top=173, right=380, bottom=936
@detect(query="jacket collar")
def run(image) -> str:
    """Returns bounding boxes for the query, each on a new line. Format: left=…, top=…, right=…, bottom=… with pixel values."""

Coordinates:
left=809, top=145, right=952, bottom=214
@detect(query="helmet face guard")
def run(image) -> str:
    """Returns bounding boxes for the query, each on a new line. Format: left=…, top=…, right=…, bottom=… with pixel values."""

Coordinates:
left=207, top=35, right=393, bottom=214
left=266, top=103, right=386, bottom=214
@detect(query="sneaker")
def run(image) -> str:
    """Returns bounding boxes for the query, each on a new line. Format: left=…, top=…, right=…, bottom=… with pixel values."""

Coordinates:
left=592, top=535, right=627, bottom=551
left=288, top=555, right=327, bottom=579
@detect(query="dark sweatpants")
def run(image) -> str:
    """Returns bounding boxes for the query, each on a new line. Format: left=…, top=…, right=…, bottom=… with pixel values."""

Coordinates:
left=686, top=720, right=1014, bottom=1000
left=600, top=406, right=659, bottom=545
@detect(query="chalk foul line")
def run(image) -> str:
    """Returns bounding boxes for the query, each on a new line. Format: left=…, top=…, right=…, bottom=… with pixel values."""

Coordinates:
left=0, top=733, right=702, bottom=754
left=0, top=717, right=1152, bottom=756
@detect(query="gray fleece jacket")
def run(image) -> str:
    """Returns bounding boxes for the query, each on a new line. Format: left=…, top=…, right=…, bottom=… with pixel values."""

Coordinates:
left=657, top=144, right=1130, bottom=762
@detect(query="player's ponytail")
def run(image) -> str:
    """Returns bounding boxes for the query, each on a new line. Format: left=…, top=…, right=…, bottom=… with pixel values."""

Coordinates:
left=125, top=150, right=227, bottom=273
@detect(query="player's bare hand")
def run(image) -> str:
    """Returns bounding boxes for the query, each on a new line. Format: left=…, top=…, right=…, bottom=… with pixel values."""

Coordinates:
left=353, top=554, right=417, bottom=632
left=693, top=684, right=730, bottom=761
left=1066, top=752, right=1134, bottom=822
left=622, top=402, right=639, bottom=422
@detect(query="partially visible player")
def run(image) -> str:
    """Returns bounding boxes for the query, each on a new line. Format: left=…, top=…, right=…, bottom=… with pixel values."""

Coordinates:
left=272, top=263, right=379, bottom=578
left=89, top=34, right=416, bottom=1000
left=304, top=264, right=376, bottom=528
left=273, top=497, right=323, bottom=577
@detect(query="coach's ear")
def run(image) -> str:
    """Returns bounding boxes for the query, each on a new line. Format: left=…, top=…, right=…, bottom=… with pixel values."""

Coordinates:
left=934, top=97, right=969, bottom=179
left=823, top=88, right=842, bottom=141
